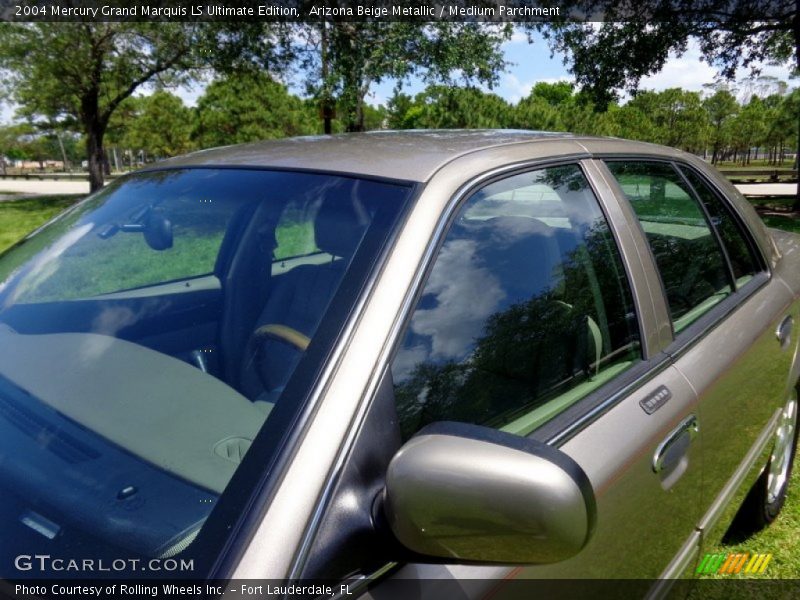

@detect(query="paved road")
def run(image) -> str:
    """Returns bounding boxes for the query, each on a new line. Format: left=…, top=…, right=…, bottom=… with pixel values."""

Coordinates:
left=0, top=178, right=798, bottom=199
left=0, top=179, right=91, bottom=197
left=735, top=183, right=797, bottom=197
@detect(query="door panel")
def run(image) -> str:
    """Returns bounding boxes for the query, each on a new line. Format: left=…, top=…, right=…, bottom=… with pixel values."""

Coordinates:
left=376, top=162, right=703, bottom=581
left=373, top=364, right=701, bottom=585
left=673, top=278, right=794, bottom=543
left=516, top=364, right=701, bottom=578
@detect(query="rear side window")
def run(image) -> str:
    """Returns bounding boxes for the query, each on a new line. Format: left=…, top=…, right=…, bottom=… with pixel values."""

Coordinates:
left=605, top=161, right=732, bottom=333
left=391, top=164, right=641, bottom=439
left=678, top=166, right=762, bottom=285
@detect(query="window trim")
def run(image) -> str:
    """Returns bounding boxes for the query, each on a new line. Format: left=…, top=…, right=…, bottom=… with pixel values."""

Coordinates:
left=673, top=162, right=770, bottom=277
left=600, top=157, right=760, bottom=336
left=672, top=161, right=738, bottom=294
left=597, top=156, right=772, bottom=363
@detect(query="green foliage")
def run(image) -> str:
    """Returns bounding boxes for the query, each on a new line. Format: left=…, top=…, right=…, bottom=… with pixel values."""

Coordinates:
left=194, top=72, right=317, bottom=148
left=0, top=22, right=284, bottom=189
left=116, top=91, right=196, bottom=159
left=295, top=22, right=511, bottom=131
left=624, top=88, right=707, bottom=151
left=704, top=89, right=741, bottom=163
left=389, top=85, right=513, bottom=129
left=383, top=81, right=797, bottom=166
left=538, top=4, right=796, bottom=107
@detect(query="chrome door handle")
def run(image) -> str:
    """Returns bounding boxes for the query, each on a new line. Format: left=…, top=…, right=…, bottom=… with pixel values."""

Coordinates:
left=653, top=415, right=699, bottom=474
left=776, top=315, right=794, bottom=350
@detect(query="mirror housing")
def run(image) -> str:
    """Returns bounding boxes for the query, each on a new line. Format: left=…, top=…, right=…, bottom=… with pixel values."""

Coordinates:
left=142, top=210, right=173, bottom=251
left=381, top=422, right=596, bottom=564
left=105, top=208, right=174, bottom=251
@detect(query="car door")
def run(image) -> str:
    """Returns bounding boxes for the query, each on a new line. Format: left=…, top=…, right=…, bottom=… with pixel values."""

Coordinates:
left=295, top=159, right=705, bottom=587
left=602, top=159, right=796, bottom=547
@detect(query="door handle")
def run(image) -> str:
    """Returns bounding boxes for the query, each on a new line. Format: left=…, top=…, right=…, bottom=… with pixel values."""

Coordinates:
left=776, top=315, right=794, bottom=350
left=653, top=415, right=699, bottom=474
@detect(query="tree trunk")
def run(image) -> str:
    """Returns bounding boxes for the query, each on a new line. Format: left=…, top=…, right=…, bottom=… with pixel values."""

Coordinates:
left=82, top=89, right=107, bottom=193
left=321, top=22, right=332, bottom=135
left=56, top=132, right=69, bottom=171
left=86, top=131, right=104, bottom=192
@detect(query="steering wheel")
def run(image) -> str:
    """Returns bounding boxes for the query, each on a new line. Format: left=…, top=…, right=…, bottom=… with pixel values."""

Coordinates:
left=245, top=324, right=310, bottom=393
left=252, top=323, right=310, bottom=351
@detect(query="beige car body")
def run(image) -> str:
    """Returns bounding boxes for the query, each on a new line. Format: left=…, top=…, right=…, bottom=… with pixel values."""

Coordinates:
left=154, top=131, right=800, bottom=588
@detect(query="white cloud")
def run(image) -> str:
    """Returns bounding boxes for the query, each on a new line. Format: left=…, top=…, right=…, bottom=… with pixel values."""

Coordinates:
left=502, top=73, right=533, bottom=104
left=503, top=28, right=530, bottom=47
left=637, top=40, right=794, bottom=98
left=501, top=74, right=573, bottom=104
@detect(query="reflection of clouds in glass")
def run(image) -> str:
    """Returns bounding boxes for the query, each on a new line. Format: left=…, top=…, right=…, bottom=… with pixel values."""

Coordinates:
left=410, top=238, right=505, bottom=362
left=89, top=299, right=168, bottom=336
left=392, top=343, right=430, bottom=382
left=2, top=224, right=93, bottom=307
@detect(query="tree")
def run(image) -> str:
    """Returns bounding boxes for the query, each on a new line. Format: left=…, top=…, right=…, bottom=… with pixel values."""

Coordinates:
left=0, top=23, right=202, bottom=190
left=703, top=89, right=740, bottom=164
left=540, top=1, right=800, bottom=206
left=0, top=124, right=30, bottom=174
left=386, top=85, right=513, bottom=130
left=0, top=22, right=289, bottom=191
left=624, top=88, right=707, bottom=152
left=194, top=71, right=316, bottom=149
left=294, top=22, right=511, bottom=132
left=118, top=91, right=195, bottom=161
left=730, top=96, right=768, bottom=164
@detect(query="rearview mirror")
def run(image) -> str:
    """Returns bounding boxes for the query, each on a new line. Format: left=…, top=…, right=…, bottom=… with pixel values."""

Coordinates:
left=142, top=210, right=173, bottom=251
left=98, top=207, right=174, bottom=251
left=381, top=422, right=596, bottom=564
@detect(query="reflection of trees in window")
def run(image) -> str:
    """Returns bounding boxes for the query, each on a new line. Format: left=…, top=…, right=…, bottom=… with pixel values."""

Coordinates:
left=606, top=161, right=732, bottom=323
left=679, top=167, right=760, bottom=281
left=395, top=220, right=639, bottom=440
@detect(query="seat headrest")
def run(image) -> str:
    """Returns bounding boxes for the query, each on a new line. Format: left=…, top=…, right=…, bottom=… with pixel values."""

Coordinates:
left=314, top=186, right=369, bottom=259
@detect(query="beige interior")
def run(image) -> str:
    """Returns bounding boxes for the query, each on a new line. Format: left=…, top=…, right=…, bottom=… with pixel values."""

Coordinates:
left=0, top=326, right=269, bottom=494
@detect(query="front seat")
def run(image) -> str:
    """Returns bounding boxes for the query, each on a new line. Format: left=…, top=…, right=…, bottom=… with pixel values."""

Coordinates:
left=239, top=192, right=369, bottom=405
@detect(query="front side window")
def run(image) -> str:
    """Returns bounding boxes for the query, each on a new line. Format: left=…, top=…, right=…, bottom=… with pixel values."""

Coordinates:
left=605, top=161, right=733, bottom=332
left=392, top=164, right=641, bottom=439
left=0, top=168, right=411, bottom=577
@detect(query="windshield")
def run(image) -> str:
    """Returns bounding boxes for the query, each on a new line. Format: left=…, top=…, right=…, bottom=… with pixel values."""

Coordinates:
left=0, top=168, right=411, bottom=577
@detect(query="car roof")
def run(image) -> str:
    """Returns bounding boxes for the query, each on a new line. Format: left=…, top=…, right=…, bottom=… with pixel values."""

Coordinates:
left=153, top=130, right=679, bottom=183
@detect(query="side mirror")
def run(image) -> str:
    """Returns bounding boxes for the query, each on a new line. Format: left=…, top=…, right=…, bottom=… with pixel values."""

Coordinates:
left=381, top=422, right=596, bottom=564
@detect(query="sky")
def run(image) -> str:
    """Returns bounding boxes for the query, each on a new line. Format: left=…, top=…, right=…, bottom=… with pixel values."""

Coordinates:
left=0, top=29, right=794, bottom=125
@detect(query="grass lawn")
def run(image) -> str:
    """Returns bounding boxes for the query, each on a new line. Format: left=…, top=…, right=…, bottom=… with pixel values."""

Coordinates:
left=0, top=195, right=82, bottom=252
left=0, top=194, right=316, bottom=301
left=698, top=466, right=800, bottom=580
